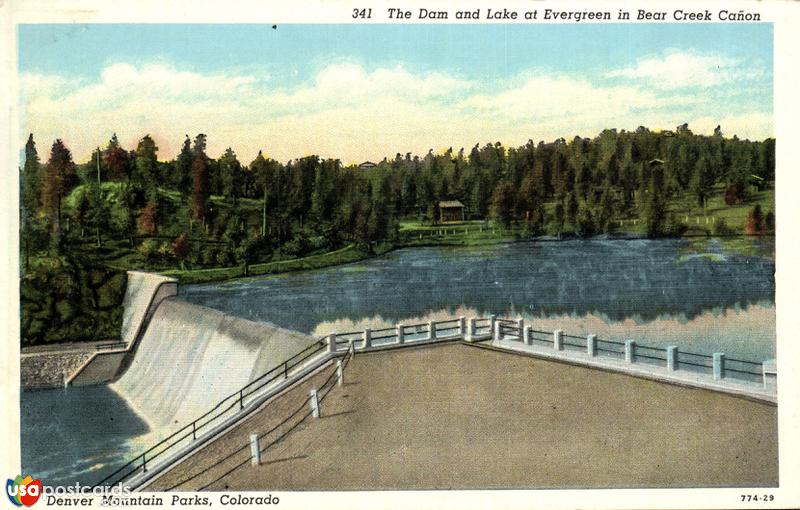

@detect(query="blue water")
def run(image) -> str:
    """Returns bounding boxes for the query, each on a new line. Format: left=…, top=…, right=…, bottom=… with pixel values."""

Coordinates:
left=181, top=239, right=775, bottom=359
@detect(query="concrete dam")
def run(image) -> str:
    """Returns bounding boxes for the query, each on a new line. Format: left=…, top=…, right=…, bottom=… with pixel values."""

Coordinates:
left=111, top=298, right=317, bottom=428
left=71, top=271, right=318, bottom=427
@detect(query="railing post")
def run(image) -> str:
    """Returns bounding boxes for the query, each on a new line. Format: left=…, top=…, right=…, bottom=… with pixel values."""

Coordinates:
left=762, top=359, right=777, bottom=391
left=142, top=454, right=147, bottom=473
left=587, top=334, right=597, bottom=357
left=553, top=330, right=563, bottom=351
left=284, top=361, right=289, bottom=379
left=428, top=320, right=437, bottom=340
left=192, top=421, right=197, bottom=440
left=327, top=333, right=338, bottom=354
left=309, top=388, right=320, bottom=418
left=524, top=326, right=533, bottom=346
left=713, top=353, right=725, bottom=380
left=493, top=320, right=502, bottom=341
left=467, top=317, right=477, bottom=341
left=666, top=346, right=678, bottom=371
left=336, top=360, right=343, bottom=386
left=488, top=315, right=497, bottom=339
left=458, top=316, right=466, bottom=338
left=239, top=389, right=244, bottom=409
left=515, top=319, right=524, bottom=340
left=363, top=328, right=372, bottom=349
left=250, top=434, right=261, bottom=466
left=396, top=324, right=405, bottom=345
left=625, top=340, right=636, bottom=363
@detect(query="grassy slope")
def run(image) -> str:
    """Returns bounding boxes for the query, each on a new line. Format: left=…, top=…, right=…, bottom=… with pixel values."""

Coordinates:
left=60, top=184, right=774, bottom=285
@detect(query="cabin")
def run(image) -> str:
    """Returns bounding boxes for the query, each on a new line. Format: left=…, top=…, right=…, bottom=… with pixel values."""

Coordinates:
left=358, top=161, right=377, bottom=169
left=439, top=200, right=465, bottom=223
left=749, top=174, right=766, bottom=192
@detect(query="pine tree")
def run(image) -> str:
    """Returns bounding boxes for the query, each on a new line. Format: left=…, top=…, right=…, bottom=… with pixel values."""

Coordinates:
left=104, top=133, right=130, bottom=181
left=41, top=139, right=78, bottom=247
left=219, top=147, right=242, bottom=207
left=191, top=134, right=209, bottom=224
left=21, top=134, right=41, bottom=268
left=174, top=135, right=193, bottom=196
left=566, top=191, right=579, bottom=229
left=134, top=135, right=159, bottom=200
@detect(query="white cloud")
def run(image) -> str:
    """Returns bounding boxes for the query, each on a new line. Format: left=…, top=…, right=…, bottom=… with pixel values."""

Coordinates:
left=606, top=50, right=760, bottom=89
left=18, top=60, right=772, bottom=165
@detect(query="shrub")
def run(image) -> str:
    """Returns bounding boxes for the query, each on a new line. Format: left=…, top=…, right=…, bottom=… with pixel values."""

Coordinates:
left=724, top=182, right=747, bottom=205
left=20, top=259, right=126, bottom=346
left=137, top=238, right=160, bottom=262
left=744, top=205, right=765, bottom=236
left=713, top=218, right=736, bottom=236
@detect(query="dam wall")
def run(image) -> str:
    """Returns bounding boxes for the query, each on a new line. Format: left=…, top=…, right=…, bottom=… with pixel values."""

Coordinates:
left=23, top=272, right=178, bottom=390
left=65, top=271, right=178, bottom=387
left=110, top=298, right=318, bottom=427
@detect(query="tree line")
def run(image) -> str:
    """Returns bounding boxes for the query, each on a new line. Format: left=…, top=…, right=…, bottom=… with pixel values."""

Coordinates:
left=20, top=124, right=774, bottom=271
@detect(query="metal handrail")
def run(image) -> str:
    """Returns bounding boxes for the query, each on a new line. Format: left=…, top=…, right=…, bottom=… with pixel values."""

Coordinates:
left=96, top=315, right=768, bottom=488
left=95, top=339, right=329, bottom=487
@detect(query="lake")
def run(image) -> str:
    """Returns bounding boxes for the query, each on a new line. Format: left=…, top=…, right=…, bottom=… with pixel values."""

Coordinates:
left=182, top=238, right=775, bottom=360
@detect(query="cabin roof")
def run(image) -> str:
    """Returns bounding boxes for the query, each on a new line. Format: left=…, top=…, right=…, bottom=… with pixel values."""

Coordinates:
left=439, top=200, right=464, bottom=208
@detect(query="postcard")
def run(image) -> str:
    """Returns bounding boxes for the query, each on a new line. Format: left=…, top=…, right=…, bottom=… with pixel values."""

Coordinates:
left=2, top=1, right=799, bottom=509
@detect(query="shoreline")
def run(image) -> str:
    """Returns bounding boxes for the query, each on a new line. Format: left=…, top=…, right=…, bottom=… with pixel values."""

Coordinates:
left=166, top=232, right=775, bottom=286
left=18, top=233, right=775, bottom=360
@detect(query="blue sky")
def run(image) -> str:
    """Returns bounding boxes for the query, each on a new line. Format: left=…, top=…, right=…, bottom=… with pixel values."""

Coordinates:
left=17, top=23, right=773, bottom=163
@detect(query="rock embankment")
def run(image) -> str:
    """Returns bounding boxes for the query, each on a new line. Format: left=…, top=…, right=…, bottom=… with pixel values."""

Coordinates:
left=21, top=350, right=95, bottom=390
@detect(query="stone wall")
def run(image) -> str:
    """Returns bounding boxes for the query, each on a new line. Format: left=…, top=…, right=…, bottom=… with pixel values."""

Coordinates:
left=21, top=351, right=94, bottom=390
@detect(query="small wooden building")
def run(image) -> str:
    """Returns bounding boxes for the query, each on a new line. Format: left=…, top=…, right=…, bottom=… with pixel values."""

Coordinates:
left=439, top=200, right=465, bottom=223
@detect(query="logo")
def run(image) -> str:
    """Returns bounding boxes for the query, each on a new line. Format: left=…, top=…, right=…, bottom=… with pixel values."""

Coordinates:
left=6, top=476, right=41, bottom=507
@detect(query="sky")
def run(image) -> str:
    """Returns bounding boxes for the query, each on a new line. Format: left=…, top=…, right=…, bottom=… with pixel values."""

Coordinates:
left=17, top=23, right=773, bottom=164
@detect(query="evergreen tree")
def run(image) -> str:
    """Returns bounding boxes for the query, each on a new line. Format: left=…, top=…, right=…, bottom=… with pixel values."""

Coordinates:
left=104, top=133, right=130, bottom=181
left=174, top=135, right=193, bottom=195
left=21, top=134, right=42, bottom=268
left=41, top=139, right=78, bottom=247
left=553, top=199, right=565, bottom=237
left=191, top=134, right=209, bottom=224
left=691, top=153, right=714, bottom=214
left=219, top=148, right=242, bottom=207
left=566, top=191, right=579, bottom=229
left=643, top=163, right=668, bottom=237
left=134, top=135, right=159, bottom=200
left=576, top=203, right=596, bottom=237
left=490, top=181, right=517, bottom=228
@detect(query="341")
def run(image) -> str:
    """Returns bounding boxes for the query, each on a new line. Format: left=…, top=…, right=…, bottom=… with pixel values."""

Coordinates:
left=353, top=8, right=372, bottom=19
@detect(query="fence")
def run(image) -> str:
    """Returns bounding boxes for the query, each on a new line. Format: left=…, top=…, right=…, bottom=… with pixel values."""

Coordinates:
left=160, top=344, right=357, bottom=491
left=94, top=339, right=331, bottom=488
left=94, top=314, right=774, bottom=489
left=492, top=320, right=769, bottom=387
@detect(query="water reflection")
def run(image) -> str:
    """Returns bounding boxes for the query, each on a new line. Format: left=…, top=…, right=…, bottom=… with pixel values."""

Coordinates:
left=181, top=240, right=774, bottom=354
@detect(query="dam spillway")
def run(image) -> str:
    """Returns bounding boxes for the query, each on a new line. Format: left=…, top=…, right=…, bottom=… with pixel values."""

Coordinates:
left=110, top=297, right=318, bottom=428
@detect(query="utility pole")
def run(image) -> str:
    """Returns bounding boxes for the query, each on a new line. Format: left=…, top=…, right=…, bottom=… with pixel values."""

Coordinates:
left=262, top=183, right=267, bottom=238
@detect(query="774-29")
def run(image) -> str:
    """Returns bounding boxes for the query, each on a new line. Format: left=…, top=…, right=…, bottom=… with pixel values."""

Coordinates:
left=741, top=494, right=774, bottom=502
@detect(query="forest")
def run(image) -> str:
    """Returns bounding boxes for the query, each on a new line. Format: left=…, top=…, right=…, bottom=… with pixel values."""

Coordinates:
left=19, top=125, right=775, bottom=345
